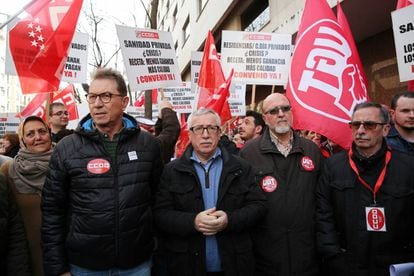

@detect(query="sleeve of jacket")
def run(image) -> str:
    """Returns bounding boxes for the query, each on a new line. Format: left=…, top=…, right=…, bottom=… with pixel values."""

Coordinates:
left=316, top=159, right=342, bottom=259
left=0, top=174, right=31, bottom=276
left=41, top=145, right=71, bottom=275
left=154, top=108, right=181, bottom=163
left=153, top=164, right=198, bottom=236
left=149, top=137, right=164, bottom=203
left=225, top=159, right=267, bottom=233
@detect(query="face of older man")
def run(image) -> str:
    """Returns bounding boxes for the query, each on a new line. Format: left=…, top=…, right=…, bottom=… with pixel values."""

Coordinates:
left=262, top=93, right=293, bottom=135
left=350, top=107, right=390, bottom=157
left=189, top=113, right=221, bottom=162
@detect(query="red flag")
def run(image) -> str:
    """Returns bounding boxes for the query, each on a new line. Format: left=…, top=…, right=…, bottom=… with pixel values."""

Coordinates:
left=396, top=0, right=414, bottom=91
left=17, top=93, right=50, bottom=121
left=197, top=31, right=232, bottom=124
left=175, top=114, right=190, bottom=158
left=133, top=90, right=158, bottom=107
left=52, top=84, right=79, bottom=121
left=397, top=0, right=414, bottom=9
left=9, top=0, right=83, bottom=94
left=285, top=0, right=368, bottom=150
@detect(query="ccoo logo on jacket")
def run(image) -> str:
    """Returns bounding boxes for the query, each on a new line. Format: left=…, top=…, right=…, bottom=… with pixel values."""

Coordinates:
left=87, top=159, right=111, bottom=174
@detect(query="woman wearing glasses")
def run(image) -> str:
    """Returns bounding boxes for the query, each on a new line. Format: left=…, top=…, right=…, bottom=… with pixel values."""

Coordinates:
left=1, top=116, right=53, bottom=276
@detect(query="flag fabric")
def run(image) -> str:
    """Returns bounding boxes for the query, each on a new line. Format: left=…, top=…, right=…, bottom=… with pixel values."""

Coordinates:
left=175, top=114, right=190, bottom=158
left=285, top=0, right=368, bottom=150
left=52, top=84, right=79, bottom=121
left=17, top=85, right=79, bottom=121
left=396, top=0, right=414, bottom=91
left=197, top=31, right=232, bottom=124
left=9, top=0, right=83, bottom=94
left=397, top=0, right=414, bottom=9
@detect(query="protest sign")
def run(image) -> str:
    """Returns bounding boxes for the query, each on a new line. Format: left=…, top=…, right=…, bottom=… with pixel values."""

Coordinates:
left=160, top=82, right=195, bottom=113
left=228, top=82, right=246, bottom=116
left=221, top=30, right=291, bottom=85
left=61, top=32, right=89, bottom=83
left=0, top=113, right=21, bottom=136
left=191, top=51, right=203, bottom=93
left=116, top=26, right=182, bottom=91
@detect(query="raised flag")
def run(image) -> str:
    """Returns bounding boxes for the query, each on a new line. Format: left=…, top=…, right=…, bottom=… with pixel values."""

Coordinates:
left=175, top=114, right=190, bottom=158
left=396, top=0, right=414, bottom=91
left=9, top=0, right=83, bottom=94
left=52, top=84, right=79, bottom=121
left=17, top=93, right=51, bottom=121
left=286, top=0, right=368, bottom=149
left=197, top=31, right=232, bottom=124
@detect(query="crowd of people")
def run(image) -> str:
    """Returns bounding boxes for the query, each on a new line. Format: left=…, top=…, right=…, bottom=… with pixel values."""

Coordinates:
left=1, top=68, right=414, bottom=276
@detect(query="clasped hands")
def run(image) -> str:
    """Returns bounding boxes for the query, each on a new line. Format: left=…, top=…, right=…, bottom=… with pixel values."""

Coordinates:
left=194, top=207, right=228, bottom=236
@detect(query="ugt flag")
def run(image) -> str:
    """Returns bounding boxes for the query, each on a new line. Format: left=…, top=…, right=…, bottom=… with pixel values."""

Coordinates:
left=286, top=0, right=368, bottom=149
left=9, top=0, right=83, bottom=94
left=197, top=31, right=232, bottom=124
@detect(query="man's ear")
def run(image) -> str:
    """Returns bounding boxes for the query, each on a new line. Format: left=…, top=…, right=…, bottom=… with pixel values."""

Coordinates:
left=255, top=125, right=263, bottom=135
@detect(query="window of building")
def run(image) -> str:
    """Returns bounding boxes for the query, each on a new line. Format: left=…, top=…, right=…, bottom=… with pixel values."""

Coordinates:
left=174, top=41, right=178, bottom=51
left=241, top=1, right=270, bottom=32
left=182, top=16, right=190, bottom=45
left=198, top=0, right=208, bottom=15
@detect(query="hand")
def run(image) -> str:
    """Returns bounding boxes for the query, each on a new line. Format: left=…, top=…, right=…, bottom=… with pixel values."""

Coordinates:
left=194, top=208, right=228, bottom=235
left=158, top=100, right=173, bottom=119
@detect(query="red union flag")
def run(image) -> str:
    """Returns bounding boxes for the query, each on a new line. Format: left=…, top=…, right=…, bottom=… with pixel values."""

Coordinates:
left=286, top=0, right=368, bottom=149
left=175, top=114, right=190, bottom=158
left=9, top=0, right=83, bottom=94
left=197, top=31, right=232, bottom=124
left=52, top=84, right=79, bottom=121
left=17, top=93, right=51, bottom=121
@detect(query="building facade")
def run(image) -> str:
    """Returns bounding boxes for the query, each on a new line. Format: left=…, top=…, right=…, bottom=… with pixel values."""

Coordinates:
left=151, top=0, right=404, bottom=108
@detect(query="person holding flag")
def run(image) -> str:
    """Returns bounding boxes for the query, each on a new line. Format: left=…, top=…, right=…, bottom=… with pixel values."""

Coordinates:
left=316, top=102, right=414, bottom=275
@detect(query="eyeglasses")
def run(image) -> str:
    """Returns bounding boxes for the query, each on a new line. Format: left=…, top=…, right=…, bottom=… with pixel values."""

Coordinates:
left=348, top=121, right=386, bottom=130
left=52, top=111, right=69, bottom=116
left=189, top=125, right=220, bottom=135
left=85, top=92, right=124, bottom=104
left=264, top=105, right=291, bottom=115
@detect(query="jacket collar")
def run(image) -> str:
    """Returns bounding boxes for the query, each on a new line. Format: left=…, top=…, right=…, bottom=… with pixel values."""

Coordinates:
left=259, top=128, right=305, bottom=155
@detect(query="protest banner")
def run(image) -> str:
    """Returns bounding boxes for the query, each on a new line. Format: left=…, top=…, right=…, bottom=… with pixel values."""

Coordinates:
left=191, top=51, right=203, bottom=93
left=221, top=30, right=292, bottom=85
left=126, top=105, right=159, bottom=121
left=392, top=4, right=414, bottom=82
left=228, top=82, right=246, bottom=116
left=116, top=26, right=182, bottom=91
left=61, top=32, right=89, bottom=83
left=160, top=82, right=195, bottom=113
left=0, top=113, right=21, bottom=136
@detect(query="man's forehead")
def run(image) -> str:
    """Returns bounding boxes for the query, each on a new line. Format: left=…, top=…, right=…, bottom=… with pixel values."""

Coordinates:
left=396, top=96, right=414, bottom=108
left=353, top=107, right=381, bottom=119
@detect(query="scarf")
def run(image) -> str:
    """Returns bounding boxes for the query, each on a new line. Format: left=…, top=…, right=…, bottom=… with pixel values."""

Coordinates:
left=8, top=148, right=53, bottom=196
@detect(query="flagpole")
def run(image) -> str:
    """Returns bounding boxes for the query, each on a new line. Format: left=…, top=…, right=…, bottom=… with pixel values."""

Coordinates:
left=250, top=85, right=256, bottom=111
left=271, top=85, right=275, bottom=94
left=0, top=0, right=39, bottom=30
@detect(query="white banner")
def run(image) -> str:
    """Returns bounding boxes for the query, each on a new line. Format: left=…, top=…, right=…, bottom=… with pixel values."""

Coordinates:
left=126, top=105, right=159, bottom=121
left=191, top=51, right=203, bottom=93
left=228, top=83, right=246, bottom=116
left=221, top=30, right=292, bottom=85
left=61, top=32, right=89, bottom=83
left=116, top=26, right=182, bottom=91
left=0, top=113, right=21, bottom=136
left=392, top=5, right=414, bottom=82
left=161, top=82, right=194, bottom=113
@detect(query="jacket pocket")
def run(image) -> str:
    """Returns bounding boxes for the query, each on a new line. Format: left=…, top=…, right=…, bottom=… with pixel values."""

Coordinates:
left=167, top=182, right=197, bottom=210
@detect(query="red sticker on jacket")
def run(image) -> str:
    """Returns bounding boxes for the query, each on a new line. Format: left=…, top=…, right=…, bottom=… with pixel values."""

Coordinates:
left=87, top=159, right=110, bottom=174
left=301, top=156, right=315, bottom=171
left=261, top=176, right=278, bottom=193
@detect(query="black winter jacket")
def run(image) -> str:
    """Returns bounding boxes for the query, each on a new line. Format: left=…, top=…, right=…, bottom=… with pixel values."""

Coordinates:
left=41, top=113, right=163, bottom=275
left=316, top=143, right=414, bottom=276
left=153, top=146, right=267, bottom=276
left=0, top=173, right=31, bottom=275
left=240, top=129, right=323, bottom=276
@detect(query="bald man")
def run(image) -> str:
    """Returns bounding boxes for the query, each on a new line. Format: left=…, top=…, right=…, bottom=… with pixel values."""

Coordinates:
left=240, top=93, right=323, bottom=276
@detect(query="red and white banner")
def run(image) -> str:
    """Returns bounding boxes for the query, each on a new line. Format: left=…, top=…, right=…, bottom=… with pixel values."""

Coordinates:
left=286, top=0, right=368, bottom=149
left=197, top=31, right=232, bottom=124
left=52, top=84, right=79, bottom=121
left=9, top=0, right=83, bottom=94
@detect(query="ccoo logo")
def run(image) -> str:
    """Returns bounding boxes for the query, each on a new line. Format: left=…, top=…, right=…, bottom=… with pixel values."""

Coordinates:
left=87, top=159, right=110, bottom=174
left=289, top=19, right=367, bottom=123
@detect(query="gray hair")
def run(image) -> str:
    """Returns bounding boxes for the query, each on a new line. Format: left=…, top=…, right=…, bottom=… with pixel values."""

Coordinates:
left=352, top=102, right=390, bottom=124
left=187, top=108, right=221, bottom=130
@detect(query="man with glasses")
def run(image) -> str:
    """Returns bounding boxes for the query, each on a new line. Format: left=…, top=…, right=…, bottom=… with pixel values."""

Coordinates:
left=387, top=91, right=414, bottom=155
left=153, top=108, right=266, bottom=275
left=316, top=102, right=414, bottom=275
left=240, top=93, right=323, bottom=276
left=42, top=68, right=163, bottom=276
left=49, top=102, right=73, bottom=143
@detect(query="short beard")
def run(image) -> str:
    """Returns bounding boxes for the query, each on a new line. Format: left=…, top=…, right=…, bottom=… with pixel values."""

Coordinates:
left=399, top=125, right=414, bottom=132
left=275, top=125, right=290, bottom=134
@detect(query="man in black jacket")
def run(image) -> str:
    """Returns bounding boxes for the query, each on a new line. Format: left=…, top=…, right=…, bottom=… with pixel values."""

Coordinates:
left=240, top=93, right=323, bottom=276
left=316, top=102, right=414, bottom=276
left=42, top=68, right=163, bottom=276
left=153, top=108, right=267, bottom=276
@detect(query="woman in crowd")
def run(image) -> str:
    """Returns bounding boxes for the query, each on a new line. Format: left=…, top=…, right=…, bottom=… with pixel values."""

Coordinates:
left=2, top=133, right=20, bottom=158
left=0, top=116, right=53, bottom=276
